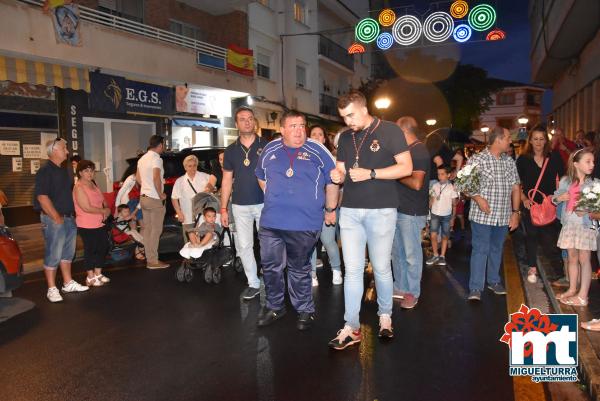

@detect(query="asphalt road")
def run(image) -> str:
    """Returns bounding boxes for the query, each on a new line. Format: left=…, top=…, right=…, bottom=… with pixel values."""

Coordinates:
left=0, top=236, right=513, bottom=401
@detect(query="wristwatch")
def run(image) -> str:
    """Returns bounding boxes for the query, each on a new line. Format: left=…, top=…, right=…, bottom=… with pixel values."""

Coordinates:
left=325, top=207, right=337, bottom=213
left=370, top=169, right=376, bottom=180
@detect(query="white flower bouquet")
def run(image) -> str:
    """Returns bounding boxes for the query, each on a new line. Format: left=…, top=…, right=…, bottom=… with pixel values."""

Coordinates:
left=576, top=180, right=600, bottom=213
left=454, top=164, right=480, bottom=195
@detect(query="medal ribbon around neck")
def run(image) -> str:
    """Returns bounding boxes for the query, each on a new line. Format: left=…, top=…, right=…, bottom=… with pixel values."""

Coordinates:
left=282, top=144, right=302, bottom=178
left=240, top=141, right=252, bottom=167
left=352, top=118, right=381, bottom=168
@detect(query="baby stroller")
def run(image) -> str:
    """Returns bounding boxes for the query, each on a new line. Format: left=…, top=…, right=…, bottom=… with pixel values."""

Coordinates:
left=107, top=216, right=145, bottom=262
left=175, top=192, right=243, bottom=284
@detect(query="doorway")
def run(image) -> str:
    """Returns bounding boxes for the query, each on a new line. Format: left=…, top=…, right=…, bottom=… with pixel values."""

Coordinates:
left=83, top=117, right=155, bottom=192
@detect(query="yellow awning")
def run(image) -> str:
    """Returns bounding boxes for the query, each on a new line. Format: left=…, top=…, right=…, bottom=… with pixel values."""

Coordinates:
left=0, top=55, right=90, bottom=92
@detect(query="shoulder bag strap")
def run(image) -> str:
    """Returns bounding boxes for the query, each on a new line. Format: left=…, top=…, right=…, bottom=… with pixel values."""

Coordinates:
left=528, top=158, right=549, bottom=202
left=187, top=179, right=198, bottom=194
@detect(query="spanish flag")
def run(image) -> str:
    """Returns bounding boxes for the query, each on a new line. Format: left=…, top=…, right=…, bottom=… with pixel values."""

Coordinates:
left=227, top=44, right=254, bottom=77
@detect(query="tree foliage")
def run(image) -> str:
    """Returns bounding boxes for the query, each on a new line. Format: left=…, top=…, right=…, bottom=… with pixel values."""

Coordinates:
left=435, top=64, right=503, bottom=132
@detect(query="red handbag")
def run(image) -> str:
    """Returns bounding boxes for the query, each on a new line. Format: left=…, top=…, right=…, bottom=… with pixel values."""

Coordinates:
left=527, top=157, right=557, bottom=226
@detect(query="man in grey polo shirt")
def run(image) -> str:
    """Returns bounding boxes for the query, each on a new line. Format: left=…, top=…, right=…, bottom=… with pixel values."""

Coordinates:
left=220, top=107, right=267, bottom=300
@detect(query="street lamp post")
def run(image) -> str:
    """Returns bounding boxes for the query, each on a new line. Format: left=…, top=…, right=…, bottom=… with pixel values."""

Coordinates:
left=480, top=125, right=490, bottom=143
left=517, top=115, right=529, bottom=140
left=374, top=97, right=391, bottom=120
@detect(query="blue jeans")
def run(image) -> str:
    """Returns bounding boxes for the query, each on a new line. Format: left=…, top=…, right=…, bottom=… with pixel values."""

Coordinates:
left=392, top=214, right=427, bottom=298
left=310, top=220, right=341, bottom=273
left=232, top=203, right=263, bottom=289
left=469, top=221, right=508, bottom=291
left=339, top=207, right=397, bottom=330
left=41, top=214, right=77, bottom=269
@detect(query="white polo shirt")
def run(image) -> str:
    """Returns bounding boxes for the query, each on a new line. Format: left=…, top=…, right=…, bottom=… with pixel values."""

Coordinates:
left=430, top=181, right=458, bottom=216
left=137, top=150, right=164, bottom=199
left=171, top=172, right=211, bottom=224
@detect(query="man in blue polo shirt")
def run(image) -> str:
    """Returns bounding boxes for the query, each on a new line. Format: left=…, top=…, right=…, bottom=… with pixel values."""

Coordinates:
left=255, top=110, right=338, bottom=331
left=220, top=106, right=267, bottom=300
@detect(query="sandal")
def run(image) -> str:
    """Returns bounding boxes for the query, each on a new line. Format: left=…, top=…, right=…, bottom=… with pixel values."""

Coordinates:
left=95, top=274, right=110, bottom=284
left=86, top=276, right=104, bottom=287
left=559, top=296, right=588, bottom=307
left=527, top=268, right=537, bottom=284
left=555, top=292, right=576, bottom=301
left=581, top=319, right=600, bottom=332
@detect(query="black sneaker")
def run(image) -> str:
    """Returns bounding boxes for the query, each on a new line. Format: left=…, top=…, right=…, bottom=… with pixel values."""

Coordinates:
left=257, top=307, right=287, bottom=327
left=241, top=287, right=260, bottom=300
left=467, top=290, right=482, bottom=301
left=487, top=283, right=507, bottom=295
left=328, top=325, right=362, bottom=350
left=437, top=256, right=447, bottom=266
left=296, top=312, right=315, bottom=331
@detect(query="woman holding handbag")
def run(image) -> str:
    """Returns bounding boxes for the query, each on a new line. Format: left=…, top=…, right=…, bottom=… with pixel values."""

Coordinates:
left=516, top=125, right=565, bottom=284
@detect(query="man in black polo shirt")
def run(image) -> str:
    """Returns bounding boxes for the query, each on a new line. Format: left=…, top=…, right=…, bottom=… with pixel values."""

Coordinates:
left=328, top=90, right=413, bottom=350
left=220, top=107, right=267, bottom=300
left=392, top=116, right=430, bottom=310
left=34, top=138, right=89, bottom=303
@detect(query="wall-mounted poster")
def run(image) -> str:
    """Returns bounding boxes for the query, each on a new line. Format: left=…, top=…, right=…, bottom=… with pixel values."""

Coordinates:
left=0, top=140, right=20, bottom=155
left=31, top=160, right=41, bottom=175
left=175, top=85, right=232, bottom=117
left=12, top=157, right=22, bottom=172
left=40, top=132, right=58, bottom=160
left=52, top=4, right=82, bottom=47
left=23, top=145, right=42, bottom=159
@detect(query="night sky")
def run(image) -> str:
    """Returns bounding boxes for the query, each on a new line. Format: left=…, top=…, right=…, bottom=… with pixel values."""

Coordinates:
left=378, top=0, right=552, bottom=113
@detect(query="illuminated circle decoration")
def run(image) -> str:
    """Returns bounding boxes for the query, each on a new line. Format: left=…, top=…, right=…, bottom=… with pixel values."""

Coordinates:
left=347, top=42, right=366, bottom=54
left=486, top=29, right=506, bottom=41
left=392, top=15, right=422, bottom=46
left=449, top=0, right=469, bottom=19
left=376, top=32, right=394, bottom=50
left=378, top=9, right=396, bottom=27
left=423, top=11, right=454, bottom=43
left=355, top=18, right=380, bottom=43
left=468, top=4, right=497, bottom=31
left=452, top=24, right=472, bottom=42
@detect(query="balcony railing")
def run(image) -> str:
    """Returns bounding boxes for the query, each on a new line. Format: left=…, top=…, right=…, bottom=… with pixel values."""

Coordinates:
left=17, top=0, right=228, bottom=70
left=320, top=93, right=339, bottom=116
left=318, top=35, right=354, bottom=72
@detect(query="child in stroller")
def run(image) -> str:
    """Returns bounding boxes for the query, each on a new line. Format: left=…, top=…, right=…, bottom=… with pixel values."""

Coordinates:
left=179, top=207, right=221, bottom=259
left=176, top=193, right=243, bottom=284
left=110, top=204, right=145, bottom=261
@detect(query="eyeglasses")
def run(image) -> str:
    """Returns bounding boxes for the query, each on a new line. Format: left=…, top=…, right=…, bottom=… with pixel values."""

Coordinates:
left=51, top=138, right=65, bottom=152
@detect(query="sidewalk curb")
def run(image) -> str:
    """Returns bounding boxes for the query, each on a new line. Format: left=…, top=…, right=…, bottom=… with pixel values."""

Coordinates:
left=504, top=237, right=547, bottom=401
left=551, top=283, right=600, bottom=401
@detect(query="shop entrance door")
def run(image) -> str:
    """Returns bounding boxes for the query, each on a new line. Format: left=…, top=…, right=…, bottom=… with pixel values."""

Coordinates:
left=83, top=118, right=155, bottom=192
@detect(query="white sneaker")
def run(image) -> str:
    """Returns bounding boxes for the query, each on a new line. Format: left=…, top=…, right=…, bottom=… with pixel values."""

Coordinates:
left=312, top=273, right=319, bottom=287
left=62, top=280, right=90, bottom=293
left=332, top=270, right=343, bottom=285
left=378, top=314, right=394, bottom=338
left=47, top=287, right=63, bottom=303
left=527, top=268, right=537, bottom=284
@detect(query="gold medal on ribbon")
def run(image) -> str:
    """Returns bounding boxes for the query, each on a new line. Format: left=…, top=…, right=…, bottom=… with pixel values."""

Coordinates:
left=243, top=158, right=250, bottom=167
left=286, top=168, right=294, bottom=178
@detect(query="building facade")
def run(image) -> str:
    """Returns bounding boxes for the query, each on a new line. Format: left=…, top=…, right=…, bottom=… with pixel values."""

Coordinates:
left=247, top=0, right=371, bottom=135
left=475, top=80, right=544, bottom=140
left=529, top=0, right=600, bottom=137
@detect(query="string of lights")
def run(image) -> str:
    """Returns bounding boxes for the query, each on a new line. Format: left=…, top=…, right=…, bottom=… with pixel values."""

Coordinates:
left=348, top=1, right=505, bottom=53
